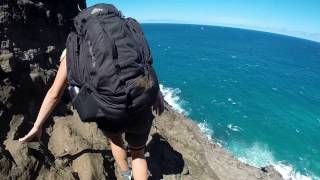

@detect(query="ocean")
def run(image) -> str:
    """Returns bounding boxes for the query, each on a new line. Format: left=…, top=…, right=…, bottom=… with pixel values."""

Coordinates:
left=142, top=23, right=320, bottom=180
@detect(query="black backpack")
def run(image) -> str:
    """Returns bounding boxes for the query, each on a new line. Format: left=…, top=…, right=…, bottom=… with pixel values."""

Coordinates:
left=66, top=4, right=160, bottom=122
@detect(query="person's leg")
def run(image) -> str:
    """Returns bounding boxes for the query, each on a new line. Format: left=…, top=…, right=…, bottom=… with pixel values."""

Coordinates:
left=130, top=146, right=148, bottom=180
left=108, top=134, right=129, bottom=172
left=124, top=108, right=154, bottom=180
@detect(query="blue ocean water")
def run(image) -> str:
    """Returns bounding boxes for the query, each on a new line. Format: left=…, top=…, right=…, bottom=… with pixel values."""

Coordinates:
left=142, top=24, right=320, bottom=179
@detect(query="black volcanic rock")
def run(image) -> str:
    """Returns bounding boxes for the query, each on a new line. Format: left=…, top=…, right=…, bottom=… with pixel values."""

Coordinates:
left=0, top=0, right=85, bottom=141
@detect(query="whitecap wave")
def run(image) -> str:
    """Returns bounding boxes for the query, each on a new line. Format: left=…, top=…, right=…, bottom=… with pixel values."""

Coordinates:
left=227, top=124, right=243, bottom=132
left=272, top=163, right=318, bottom=180
left=159, top=84, right=189, bottom=115
left=227, top=142, right=319, bottom=180
left=198, top=121, right=226, bottom=147
left=198, top=120, right=213, bottom=140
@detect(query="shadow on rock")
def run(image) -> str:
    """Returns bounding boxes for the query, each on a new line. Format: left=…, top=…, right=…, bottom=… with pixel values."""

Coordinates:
left=146, top=133, right=185, bottom=180
left=58, top=148, right=116, bottom=180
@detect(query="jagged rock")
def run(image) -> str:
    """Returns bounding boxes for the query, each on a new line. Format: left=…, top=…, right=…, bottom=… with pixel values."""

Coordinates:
left=4, top=140, right=44, bottom=179
left=0, top=147, right=13, bottom=177
left=0, top=53, right=13, bottom=72
left=36, top=167, right=77, bottom=180
left=6, top=114, right=24, bottom=140
left=72, top=153, right=107, bottom=180
left=48, top=114, right=109, bottom=157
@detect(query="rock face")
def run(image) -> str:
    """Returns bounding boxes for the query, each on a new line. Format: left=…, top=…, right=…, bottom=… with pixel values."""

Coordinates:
left=0, top=1, right=284, bottom=180
left=0, top=0, right=86, bottom=143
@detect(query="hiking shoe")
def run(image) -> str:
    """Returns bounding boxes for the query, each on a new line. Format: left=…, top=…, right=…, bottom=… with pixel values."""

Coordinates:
left=121, top=168, right=132, bottom=180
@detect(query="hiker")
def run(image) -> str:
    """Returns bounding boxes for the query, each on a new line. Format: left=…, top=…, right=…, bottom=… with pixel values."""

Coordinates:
left=19, top=4, right=164, bottom=180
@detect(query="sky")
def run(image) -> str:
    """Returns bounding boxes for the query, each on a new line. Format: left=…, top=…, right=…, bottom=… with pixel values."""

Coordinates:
left=87, top=0, right=320, bottom=42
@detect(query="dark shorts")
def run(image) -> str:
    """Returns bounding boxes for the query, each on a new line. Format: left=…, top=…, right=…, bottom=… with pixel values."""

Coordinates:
left=96, top=107, right=154, bottom=148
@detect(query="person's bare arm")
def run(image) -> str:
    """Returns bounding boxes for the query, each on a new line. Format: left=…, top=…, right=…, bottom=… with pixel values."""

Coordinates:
left=19, top=51, right=68, bottom=142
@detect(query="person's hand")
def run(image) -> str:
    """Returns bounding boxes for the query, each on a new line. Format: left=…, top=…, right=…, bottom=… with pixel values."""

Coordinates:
left=18, top=126, right=42, bottom=143
left=152, top=91, right=164, bottom=116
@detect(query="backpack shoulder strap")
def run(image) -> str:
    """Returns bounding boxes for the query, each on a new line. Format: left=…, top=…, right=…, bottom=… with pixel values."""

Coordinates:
left=66, top=31, right=82, bottom=86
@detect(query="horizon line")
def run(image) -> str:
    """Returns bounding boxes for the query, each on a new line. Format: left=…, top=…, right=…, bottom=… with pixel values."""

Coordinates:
left=140, top=20, right=320, bottom=44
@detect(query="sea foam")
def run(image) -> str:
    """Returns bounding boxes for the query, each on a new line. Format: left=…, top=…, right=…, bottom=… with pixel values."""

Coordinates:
left=198, top=120, right=214, bottom=140
left=159, top=84, right=189, bottom=115
left=227, top=142, right=318, bottom=180
left=272, top=163, right=318, bottom=180
left=227, top=124, right=243, bottom=132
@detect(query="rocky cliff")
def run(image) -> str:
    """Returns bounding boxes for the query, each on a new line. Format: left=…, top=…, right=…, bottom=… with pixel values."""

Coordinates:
left=0, top=1, right=283, bottom=179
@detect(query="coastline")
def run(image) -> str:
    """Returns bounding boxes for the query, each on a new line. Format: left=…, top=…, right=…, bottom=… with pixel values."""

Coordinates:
left=160, top=84, right=319, bottom=180
left=150, top=102, right=283, bottom=179
left=160, top=84, right=317, bottom=180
